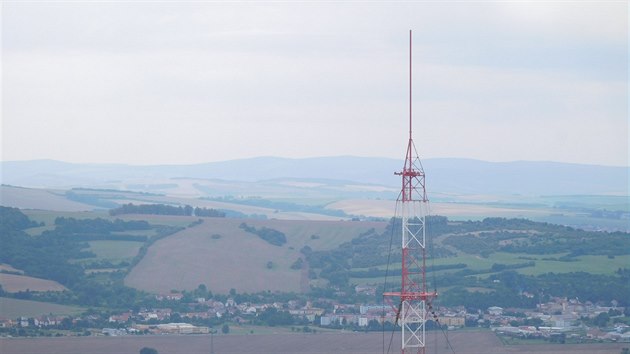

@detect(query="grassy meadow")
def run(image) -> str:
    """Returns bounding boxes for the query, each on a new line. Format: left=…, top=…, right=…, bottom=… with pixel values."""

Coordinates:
left=86, top=240, right=144, bottom=262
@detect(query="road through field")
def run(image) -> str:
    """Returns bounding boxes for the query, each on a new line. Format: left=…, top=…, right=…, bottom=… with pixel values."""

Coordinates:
left=1, top=331, right=626, bottom=354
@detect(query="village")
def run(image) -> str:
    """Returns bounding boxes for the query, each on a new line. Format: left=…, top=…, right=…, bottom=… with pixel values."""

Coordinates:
left=1, top=290, right=628, bottom=344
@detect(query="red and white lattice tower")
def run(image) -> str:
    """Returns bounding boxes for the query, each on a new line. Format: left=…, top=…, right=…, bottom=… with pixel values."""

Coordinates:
left=384, top=30, right=438, bottom=354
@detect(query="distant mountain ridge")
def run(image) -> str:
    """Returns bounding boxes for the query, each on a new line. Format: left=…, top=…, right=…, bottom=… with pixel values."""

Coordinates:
left=1, top=157, right=628, bottom=196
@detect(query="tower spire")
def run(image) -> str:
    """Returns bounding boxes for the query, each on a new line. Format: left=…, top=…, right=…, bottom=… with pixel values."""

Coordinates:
left=409, top=29, right=412, bottom=142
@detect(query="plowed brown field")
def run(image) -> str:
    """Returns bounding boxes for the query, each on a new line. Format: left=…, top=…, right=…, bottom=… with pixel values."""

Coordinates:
left=1, top=331, right=626, bottom=354
left=124, top=218, right=385, bottom=294
left=0, top=273, right=67, bottom=293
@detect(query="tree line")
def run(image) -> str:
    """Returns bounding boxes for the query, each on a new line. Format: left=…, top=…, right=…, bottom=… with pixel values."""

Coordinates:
left=109, top=203, right=225, bottom=217
left=239, top=223, right=287, bottom=246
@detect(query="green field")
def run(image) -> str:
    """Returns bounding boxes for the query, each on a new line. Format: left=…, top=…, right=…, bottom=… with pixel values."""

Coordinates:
left=517, top=254, right=630, bottom=275
left=434, top=252, right=628, bottom=276
left=86, top=240, right=144, bottom=261
left=0, top=298, right=83, bottom=318
left=350, top=251, right=628, bottom=287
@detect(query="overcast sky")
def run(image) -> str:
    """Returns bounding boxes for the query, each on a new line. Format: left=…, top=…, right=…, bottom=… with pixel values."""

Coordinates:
left=2, top=1, right=628, bottom=166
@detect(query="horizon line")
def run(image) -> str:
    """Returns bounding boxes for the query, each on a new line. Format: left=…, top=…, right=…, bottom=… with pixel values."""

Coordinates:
left=1, top=156, right=628, bottom=169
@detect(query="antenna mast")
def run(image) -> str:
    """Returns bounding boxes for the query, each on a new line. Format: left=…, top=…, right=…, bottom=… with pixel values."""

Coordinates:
left=384, top=29, right=437, bottom=354
left=409, top=30, right=412, bottom=142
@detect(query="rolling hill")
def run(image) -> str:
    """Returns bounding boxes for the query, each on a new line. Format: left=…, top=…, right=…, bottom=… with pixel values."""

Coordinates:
left=2, top=157, right=628, bottom=196
left=2, top=157, right=628, bottom=231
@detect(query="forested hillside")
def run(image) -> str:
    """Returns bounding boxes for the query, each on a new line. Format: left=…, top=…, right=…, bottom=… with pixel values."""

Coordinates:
left=0, top=206, right=181, bottom=307
left=304, top=216, right=630, bottom=310
left=2, top=206, right=628, bottom=313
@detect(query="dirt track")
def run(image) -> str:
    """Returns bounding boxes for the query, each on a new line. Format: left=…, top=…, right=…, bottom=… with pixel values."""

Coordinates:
left=1, top=331, right=627, bottom=354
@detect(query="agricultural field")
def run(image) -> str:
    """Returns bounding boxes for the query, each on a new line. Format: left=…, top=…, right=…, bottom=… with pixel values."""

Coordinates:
left=125, top=218, right=385, bottom=294
left=0, top=264, right=67, bottom=293
left=238, top=218, right=386, bottom=251
left=85, top=240, right=144, bottom=262
left=431, top=252, right=630, bottom=276
left=327, top=199, right=555, bottom=220
left=0, top=264, right=23, bottom=274
left=0, top=273, right=67, bottom=293
left=0, top=185, right=92, bottom=212
left=6, top=185, right=350, bottom=222
left=351, top=249, right=629, bottom=287
left=328, top=197, right=630, bottom=231
left=1, top=331, right=626, bottom=354
left=0, top=298, right=82, bottom=318
left=6, top=184, right=628, bottom=229
left=88, top=240, right=142, bottom=261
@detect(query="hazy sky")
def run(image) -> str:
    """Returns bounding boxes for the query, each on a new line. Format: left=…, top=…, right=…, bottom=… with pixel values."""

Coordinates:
left=2, top=1, right=628, bottom=166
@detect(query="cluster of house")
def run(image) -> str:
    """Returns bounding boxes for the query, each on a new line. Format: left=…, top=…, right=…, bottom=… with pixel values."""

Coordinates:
left=484, top=298, right=624, bottom=327
left=111, top=296, right=324, bottom=326
left=485, top=298, right=629, bottom=342
left=0, top=316, right=65, bottom=329
left=493, top=323, right=630, bottom=342
left=1, top=294, right=627, bottom=342
left=585, top=325, right=630, bottom=342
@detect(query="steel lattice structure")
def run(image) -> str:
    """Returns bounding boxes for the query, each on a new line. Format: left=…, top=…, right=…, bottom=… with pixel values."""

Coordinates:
left=384, top=30, right=437, bottom=354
